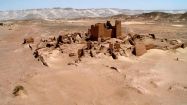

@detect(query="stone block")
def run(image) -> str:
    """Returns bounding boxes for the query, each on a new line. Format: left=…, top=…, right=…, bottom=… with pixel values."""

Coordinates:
left=133, top=43, right=147, bottom=56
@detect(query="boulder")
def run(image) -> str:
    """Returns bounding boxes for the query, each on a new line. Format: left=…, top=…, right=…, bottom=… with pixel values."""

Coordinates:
left=133, top=43, right=147, bottom=56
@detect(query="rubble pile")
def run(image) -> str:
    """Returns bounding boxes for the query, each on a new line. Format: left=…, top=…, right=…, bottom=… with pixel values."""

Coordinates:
left=22, top=20, right=185, bottom=66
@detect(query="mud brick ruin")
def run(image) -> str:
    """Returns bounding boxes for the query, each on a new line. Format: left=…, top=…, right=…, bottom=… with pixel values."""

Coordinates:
left=22, top=20, right=186, bottom=67
left=88, top=20, right=122, bottom=41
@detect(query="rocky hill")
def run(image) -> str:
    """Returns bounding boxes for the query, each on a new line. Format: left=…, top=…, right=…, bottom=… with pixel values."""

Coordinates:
left=110, top=12, right=187, bottom=22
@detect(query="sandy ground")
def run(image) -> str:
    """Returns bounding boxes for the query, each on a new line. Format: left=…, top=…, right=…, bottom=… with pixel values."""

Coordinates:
left=0, top=20, right=187, bottom=105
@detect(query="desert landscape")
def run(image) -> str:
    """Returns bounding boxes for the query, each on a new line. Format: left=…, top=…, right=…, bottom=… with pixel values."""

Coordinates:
left=0, top=8, right=187, bottom=105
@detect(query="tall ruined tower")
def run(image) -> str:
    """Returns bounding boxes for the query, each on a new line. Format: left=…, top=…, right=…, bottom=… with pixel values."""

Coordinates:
left=115, top=20, right=121, bottom=38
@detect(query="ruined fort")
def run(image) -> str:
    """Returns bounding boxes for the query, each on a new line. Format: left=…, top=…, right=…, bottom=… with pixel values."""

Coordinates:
left=21, top=20, right=185, bottom=67
left=88, top=20, right=122, bottom=41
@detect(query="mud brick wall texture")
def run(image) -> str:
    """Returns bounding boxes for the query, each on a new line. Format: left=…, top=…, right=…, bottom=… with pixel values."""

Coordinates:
left=89, top=20, right=122, bottom=41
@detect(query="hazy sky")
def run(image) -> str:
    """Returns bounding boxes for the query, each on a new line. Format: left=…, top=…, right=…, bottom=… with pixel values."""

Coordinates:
left=0, top=0, right=187, bottom=11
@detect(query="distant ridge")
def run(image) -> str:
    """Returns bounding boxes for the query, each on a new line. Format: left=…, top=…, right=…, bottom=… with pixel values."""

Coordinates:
left=0, top=8, right=187, bottom=20
left=110, top=12, right=187, bottom=22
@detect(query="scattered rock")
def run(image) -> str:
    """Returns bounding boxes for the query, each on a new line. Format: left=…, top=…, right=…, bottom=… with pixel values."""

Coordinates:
left=69, top=53, right=76, bottom=57
left=149, top=34, right=156, bottom=39
left=46, top=43, right=54, bottom=48
left=33, top=50, right=39, bottom=58
left=74, top=59, right=81, bottom=63
left=124, top=47, right=134, bottom=57
left=67, top=62, right=78, bottom=66
left=160, top=39, right=164, bottom=42
left=75, top=34, right=82, bottom=43
left=114, top=42, right=121, bottom=52
left=128, top=39, right=135, bottom=45
left=132, top=34, right=142, bottom=40
left=90, top=50, right=97, bottom=57
left=49, top=36, right=56, bottom=42
left=170, top=43, right=184, bottom=49
left=109, top=43, right=114, bottom=50
left=38, top=55, right=48, bottom=67
left=29, top=44, right=33, bottom=50
left=12, top=85, right=25, bottom=96
left=181, top=42, right=187, bottom=48
left=87, top=41, right=93, bottom=49
left=99, top=45, right=105, bottom=52
left=111, top=52, right=118, bottom=59
left=33, top=50, right=48, bottom=66
left=110, top=66, right=119, bottom=72
left=119, top=49, right=125, bottom=56
left=23, top=37, right=34, bottom=44
left=21, top=22, right=185, bottom=67
left=57, top=35, right=63, bottom=44
left=168, top=84, right=187, bottom=91
left=170, top=40, right=180, bottom=45
left=78, top=49, right=84, bottom=58
left=55, top=35, right=63, bottom=48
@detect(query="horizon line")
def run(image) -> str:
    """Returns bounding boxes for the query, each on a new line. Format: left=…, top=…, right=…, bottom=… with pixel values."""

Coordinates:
left=1, top=7, right=187, bottom=12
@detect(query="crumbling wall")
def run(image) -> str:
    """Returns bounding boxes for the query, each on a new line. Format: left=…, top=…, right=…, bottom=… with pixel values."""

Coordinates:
left=90, top=25, right=99, bottom=41
left=89, top=20, right=122, bottom=41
